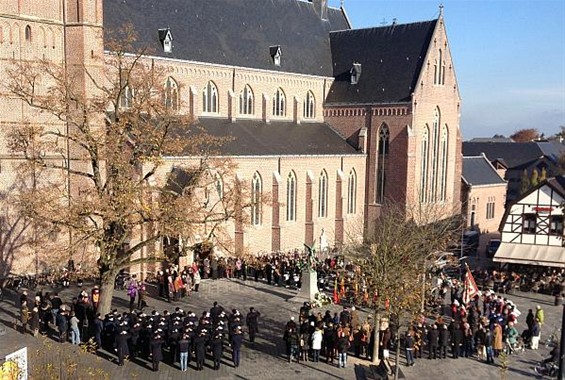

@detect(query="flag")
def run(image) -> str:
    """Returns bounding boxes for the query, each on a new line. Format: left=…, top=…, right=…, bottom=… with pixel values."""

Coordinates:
left=333, top=278, right=340, bottom=304
left=463, top=266, right=479, bottom=305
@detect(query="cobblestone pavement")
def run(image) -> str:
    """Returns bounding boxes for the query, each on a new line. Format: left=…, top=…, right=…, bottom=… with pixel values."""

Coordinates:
left=0, top=277, right=562, bottom=379
left=0, top=278, right=369, bottom=380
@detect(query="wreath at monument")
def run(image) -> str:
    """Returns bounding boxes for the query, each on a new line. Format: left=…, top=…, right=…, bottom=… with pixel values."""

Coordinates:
left=311, top=292, right=333, bottom=308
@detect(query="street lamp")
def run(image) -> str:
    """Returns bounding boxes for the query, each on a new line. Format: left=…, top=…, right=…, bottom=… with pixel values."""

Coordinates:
left=559, top=297, right=565, bottom=380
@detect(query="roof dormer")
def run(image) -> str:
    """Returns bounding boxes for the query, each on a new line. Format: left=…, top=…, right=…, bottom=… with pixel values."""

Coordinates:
left=269, top=45, right=282, bottom=67
left=158, top=28, right=174, bottom=54
left=350, top=62, right=362, bottom=85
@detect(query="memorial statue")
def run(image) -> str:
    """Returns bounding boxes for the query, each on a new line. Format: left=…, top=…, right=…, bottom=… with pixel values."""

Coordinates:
left=304, top=243, right=316, bottom=271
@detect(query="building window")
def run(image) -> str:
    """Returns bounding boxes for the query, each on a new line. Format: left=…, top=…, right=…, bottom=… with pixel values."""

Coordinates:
left=163, top=77, right=179, bottom=111
left=202, top=81, right=218, bottom=113
left=430, top=108, right=440, bottom=202
left=25, top=25, right=32, bottom=42
left=318, top=170, right=328, bottom=218
left=550, top=215, right=563, bottom=235
left=522, top=213, right=536, bottom=234
left=486, top=196, right=495, bottom=219
left=215, top=174, right=223, bottom=199
left=420, top=126, right=429, bottom=203
left=251, top=172, right=262, bottom=226
left=120, top=85, right=134, bottom=109
left=286, top=171, right=297, bottom=221
left=303, top=91, right=315, bottom=119
left=375, top=124, right=389, bottom=204
left=439, top=125, right=449, bottom=201
left=239, top=85, right=254, bottom=115
left=347, top=169, right=357, bottom=214
left=273, top=88, right=286, bottom=117
left=434, top=49, right=445, bottom=85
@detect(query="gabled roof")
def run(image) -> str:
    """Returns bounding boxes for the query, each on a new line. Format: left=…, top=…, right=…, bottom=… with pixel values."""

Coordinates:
left=469, top=137, right=514, bottom=143
left=463, top=141, right=565, bottom=169
left=174, top=118, right=362, bottom=156
left=325, top=20, right=437, bottom=104
left=545, top=176, right=565, bottom=198
left=462, top=155, right=506, bottom=186
left=103, top=0, right=349, bottom=76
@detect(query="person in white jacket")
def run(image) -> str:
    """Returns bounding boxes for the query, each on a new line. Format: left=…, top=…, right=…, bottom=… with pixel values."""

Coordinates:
left=311, top=327, right=323, bottom=362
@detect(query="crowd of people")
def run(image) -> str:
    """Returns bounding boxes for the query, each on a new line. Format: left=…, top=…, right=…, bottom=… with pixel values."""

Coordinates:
left=282, top=302, right=374, bottom=369
left=18, top=282, right=262, bottom=373
left=15, top=254, right=563, bottom=376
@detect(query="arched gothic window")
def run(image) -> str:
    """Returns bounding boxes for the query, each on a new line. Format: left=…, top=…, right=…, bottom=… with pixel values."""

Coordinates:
left=163, top=77, right=179, bottom=111
left=286, top=171, right=297, bottom=221
left=273, top=88, right=286, bottom=117
left=303, top=91, right=315, bottom=119
left=239, top=85, right=254, bottom=115
left=430, top=108, right=441, bottom=201
left=375, top=124, right=389, bottom=204
left=120, top=85, right=134, bottom=109
left=435, top=49, right=445, bottom=85
left=439, top=125, right=449, bottom=201
left=420, top=126, right=430, bottom=203
left=251, top=172, right=262, bottom=226
left=347, top=169, right=357, bottom=214
left=215, top=174, right=223, bottom=199
left=202, top=81, right=218, bottom=113
left=25, top=25, right=32, bottom=42
left=318, top=170, right=328, bottom=218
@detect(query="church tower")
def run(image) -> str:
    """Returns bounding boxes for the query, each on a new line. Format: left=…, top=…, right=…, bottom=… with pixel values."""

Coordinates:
left=64, top=0, right=104, bottom=97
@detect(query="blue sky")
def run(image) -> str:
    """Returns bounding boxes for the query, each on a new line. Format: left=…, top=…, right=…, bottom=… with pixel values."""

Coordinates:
left=329, top=0, right=565, bottom=140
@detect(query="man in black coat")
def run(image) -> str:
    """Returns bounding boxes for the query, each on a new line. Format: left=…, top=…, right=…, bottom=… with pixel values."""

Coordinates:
left=246, top=307, right=261, bottom=343
left=150, top=332, right=164, bottom=371
left=211, top=333, right=224, bottom=370
left=451, top=326, right=464, bottom=359
left=438, top=324, right=450, bottom=359
left=194, top=330, right=207, bottom=371
left=231, top=326, right=244, bottom=367
left=56, top=310, right=68, bottom=343
left=427, top=324, right=439, bottom=359
left=115, top=329, right=130, bottom=366
left=93, top=313, right=104, bottom=350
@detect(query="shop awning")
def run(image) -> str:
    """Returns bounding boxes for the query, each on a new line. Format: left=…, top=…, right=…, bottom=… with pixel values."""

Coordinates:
left=493, top=242, right=565, bottom=268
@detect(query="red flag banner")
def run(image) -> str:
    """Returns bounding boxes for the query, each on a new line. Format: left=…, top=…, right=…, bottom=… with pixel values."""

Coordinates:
left=333, top=278, right=340, bottom=304
left=463, top=267, right=479, bottom=305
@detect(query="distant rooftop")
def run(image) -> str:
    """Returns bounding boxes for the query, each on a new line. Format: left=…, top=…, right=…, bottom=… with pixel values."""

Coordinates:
left=462, top=155, right=506, bottom=186
left=468, top=137, right=514, bottom=143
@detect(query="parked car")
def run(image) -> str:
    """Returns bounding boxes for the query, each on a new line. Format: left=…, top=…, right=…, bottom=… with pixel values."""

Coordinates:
left=487, top=239, right=501, bottom=258
left=462, top=231, right=480, bottom=256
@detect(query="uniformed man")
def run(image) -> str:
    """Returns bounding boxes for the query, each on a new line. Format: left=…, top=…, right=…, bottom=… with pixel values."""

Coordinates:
left=246, top=307, right=261, bottom=343
left=231, top=326, right=244, bottom=368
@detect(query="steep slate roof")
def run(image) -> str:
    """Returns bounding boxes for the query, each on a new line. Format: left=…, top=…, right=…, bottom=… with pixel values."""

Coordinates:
left=469, top=137, right=514, bottom=143
left=462, top=156, right=506, bottom=186
left=463, top=141, right=565, bottom=169
left=103, top=0, right=349, bottom=76
left=545, top=176, right=565, bottom=198
left=326, top=20, right=437, bottom=104
left=177, top=118, right=361, bottom=156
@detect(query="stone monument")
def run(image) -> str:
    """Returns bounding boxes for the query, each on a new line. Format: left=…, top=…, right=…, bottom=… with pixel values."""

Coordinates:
left=288, top=244, right=320, bottom=303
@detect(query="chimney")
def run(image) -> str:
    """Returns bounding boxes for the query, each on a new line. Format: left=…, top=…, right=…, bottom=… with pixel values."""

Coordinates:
left=311, top=0, right=328, bottom=21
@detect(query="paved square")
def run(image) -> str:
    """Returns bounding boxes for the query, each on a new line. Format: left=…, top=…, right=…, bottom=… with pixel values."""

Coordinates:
left=0, top=277, right=562, bottom=379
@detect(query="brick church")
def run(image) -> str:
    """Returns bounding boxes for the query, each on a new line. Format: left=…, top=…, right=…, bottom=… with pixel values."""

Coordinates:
left=0, top=0, right=461, bottom=274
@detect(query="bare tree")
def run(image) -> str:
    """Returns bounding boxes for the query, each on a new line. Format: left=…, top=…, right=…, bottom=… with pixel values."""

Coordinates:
left=4, top=25, right=250, bottom=314
left=344, top=201, right=460, bottom=371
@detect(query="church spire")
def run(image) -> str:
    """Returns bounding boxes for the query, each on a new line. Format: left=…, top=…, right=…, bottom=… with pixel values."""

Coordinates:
left=439, top=3, right=444, bottom=17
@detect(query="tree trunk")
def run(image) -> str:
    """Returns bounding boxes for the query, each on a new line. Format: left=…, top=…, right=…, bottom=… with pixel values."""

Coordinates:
left=371, top=310, right=381, bottom=364
left=97, top=270, right=117, bottom=315
left=394, top=336, right=400, bottom=380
